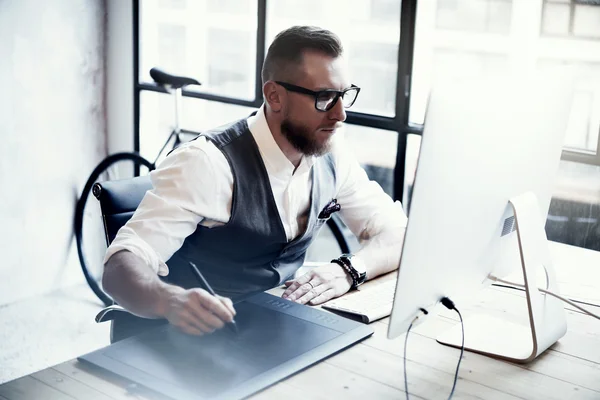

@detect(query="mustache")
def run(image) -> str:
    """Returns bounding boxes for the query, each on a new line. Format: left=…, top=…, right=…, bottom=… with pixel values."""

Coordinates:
left=319, top=123, right=343, bottom=130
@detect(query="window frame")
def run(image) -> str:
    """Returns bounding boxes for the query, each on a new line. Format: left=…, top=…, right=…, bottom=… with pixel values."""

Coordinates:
left=133, top=0, right=600, bottom=206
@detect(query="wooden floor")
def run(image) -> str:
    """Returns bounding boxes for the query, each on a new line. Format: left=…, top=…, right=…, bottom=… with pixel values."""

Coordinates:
left=0, top=242, right=598, bottom=400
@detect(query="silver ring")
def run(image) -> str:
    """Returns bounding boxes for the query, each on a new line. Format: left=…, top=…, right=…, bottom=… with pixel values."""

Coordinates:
left=307, top=281, right=314, bottom=289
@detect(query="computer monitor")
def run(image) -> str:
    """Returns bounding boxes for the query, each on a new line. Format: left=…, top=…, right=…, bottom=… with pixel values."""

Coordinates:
left=388, top=75, right=573, bottom=363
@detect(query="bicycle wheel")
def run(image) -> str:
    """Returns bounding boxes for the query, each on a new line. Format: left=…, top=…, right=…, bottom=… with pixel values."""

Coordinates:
left=75, top=152, right=154, bottom=306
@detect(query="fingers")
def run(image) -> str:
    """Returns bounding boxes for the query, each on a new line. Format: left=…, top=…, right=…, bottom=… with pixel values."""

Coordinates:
left=282, top=272, right=313, bottom=300
left=282, top=264, right=353, bottom=305
left=186, top=298, right=225, bottom=330
left=201, top=293, right=235, bottom=322
left=283, top=273, right=329, bottom=304
left=309, top=289, right=336, bottom=306
left=194, top=290, right=236, bottom=323
left=296, top=283, right=329, bottom=305
left=172, top=290, right=234, bottom=334
left=216, top=295, right=236, bottom=318
left=179, top=310, right=213, bottom=334
left=178, top=322, right=205, bottom=336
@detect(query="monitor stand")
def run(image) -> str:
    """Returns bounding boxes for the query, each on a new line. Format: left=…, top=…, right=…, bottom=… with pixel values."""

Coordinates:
left=436, top=192, right=567, bottom=363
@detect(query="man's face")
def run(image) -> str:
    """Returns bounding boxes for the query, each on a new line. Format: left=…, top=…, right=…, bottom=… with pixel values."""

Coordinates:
left=280, top=52, right=350, bottom=156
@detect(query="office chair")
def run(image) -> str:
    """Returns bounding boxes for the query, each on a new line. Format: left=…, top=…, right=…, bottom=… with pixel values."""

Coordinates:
left=93, top=175, right=167, bottom=343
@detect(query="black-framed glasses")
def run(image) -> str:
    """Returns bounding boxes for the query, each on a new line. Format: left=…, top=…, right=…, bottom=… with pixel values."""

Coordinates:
left=275, top=81, right=361, bottom=112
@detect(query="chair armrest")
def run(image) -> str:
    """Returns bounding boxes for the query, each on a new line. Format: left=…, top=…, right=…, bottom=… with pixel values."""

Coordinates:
left=96, top=306, right=169, bottom=343
left=95, top=305, right=132, bottom=323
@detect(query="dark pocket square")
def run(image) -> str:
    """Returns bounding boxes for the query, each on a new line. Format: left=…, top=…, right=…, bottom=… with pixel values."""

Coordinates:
left=318, top=199, right=341, bottom=219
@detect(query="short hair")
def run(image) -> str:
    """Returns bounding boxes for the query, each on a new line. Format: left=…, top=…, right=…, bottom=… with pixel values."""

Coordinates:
left=261, top=26, right=343, bottom=85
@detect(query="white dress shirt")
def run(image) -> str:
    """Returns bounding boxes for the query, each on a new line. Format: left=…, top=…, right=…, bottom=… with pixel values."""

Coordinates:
left=105, top=106, right=408, bottom=277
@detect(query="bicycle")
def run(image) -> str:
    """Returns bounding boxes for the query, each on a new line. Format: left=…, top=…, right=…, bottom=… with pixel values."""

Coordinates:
left=75, top=68, right=351, bottom=307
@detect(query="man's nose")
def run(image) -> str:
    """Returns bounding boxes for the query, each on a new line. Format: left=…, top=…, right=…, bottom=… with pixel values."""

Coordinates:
left=328, top=97, right=347, bottom=122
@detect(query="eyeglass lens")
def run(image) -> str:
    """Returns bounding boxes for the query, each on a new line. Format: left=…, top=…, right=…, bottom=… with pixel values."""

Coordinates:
left=316, top=88, right=359, bottom=111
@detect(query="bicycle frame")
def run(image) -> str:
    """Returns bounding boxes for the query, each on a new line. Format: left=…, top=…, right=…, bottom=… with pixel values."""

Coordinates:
left=149, top=87, right=201, bottom=168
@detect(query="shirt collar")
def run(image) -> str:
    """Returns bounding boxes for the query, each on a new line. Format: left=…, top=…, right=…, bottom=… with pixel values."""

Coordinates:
left=247, top=105, right=316, bottom=177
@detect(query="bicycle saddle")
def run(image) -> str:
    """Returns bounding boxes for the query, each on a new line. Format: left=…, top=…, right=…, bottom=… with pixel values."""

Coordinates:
left=150, top=67, right=201, bottom=89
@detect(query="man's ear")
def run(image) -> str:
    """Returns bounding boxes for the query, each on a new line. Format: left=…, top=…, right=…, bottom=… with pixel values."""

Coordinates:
left=263, top=81, right=284, bottom=113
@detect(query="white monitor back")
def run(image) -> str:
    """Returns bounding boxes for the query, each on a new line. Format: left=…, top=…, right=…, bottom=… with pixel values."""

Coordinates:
left=388, top=76, right=572, bottom=340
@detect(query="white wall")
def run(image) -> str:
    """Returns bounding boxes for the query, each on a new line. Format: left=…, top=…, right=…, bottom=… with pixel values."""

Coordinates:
left=0, top=0, right=107, bottom=305
left=106, top=0, right=134, bottom=154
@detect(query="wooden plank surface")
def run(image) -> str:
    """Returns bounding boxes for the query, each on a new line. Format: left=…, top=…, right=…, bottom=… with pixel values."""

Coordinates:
left=281, top=359, right=406, bottom=400
left=325, top=340, right=521, bottom=400
left=369, top=320, right=600, bottom=400
left=30, top=369, right=115, bottom=400
left=406, top=314, right=600, bottom=393
left=250, top=380, right=321, bottom=400
left=52, top=360, right=166, bottom=400
left=54, top=359, right=320, bottom=400
left=0, top=376, right=76, bottom=400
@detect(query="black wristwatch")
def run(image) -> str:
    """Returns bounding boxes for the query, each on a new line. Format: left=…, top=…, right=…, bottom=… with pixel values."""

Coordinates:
left=332, top=254, right=367, bottom=289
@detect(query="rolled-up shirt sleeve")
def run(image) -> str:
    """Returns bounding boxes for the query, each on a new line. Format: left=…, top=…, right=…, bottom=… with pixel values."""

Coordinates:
left=103, top=140, right=228, bottom=276
left=333, top=135, right=408, bottom=276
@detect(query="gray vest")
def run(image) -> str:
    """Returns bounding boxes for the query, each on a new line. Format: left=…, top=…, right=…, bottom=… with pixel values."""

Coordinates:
left=162, top=117, right=337, bottom=300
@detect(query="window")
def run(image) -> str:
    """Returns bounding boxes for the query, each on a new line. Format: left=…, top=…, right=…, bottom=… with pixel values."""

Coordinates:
left=411, top=1, right=514, bottom=124
left=207, top=0, right=252, bottom=15
left=206, top=28, right=254, bottom=98
left=411, top=49, right=508, bottom=124
left=436, top=0, right=512, bottom=33
left=155, top=24, right=187, bottom=76
left=158, top=0, right=186, bottom=9
left=140, top=0, right=257, bottom=99
left=139, top=91, right=254, bottom=163
left=349, top=42, right=399, bottom=116
left=412, top=0, right=600, bottom=162
left=269, top=0, right=324, bottom=20
left=134, top=0, right=600, bottom=252
left=409, top=0, right=600, bottom=251
left=547, top=160, right=600, bottom=250
left=404, top=134, right=421, bottom=213
left=537, top=60, right=600, bottom=154
left=371, top=0, right=403, bottom=23
left=343, top=125, right=398, bottom=198
left=265, top=0, right=401, bottom=117
left=542, top=0, right=600, bottom=39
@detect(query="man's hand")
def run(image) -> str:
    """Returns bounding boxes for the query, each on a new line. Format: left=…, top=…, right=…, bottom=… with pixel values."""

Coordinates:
left=162, top=288, right=236, bottom=336
left=282, top=263, right=352, bottom=305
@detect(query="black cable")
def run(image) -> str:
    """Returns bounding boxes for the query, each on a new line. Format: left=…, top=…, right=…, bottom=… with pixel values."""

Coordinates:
left=491, top=283, right=600, bottom=309
left=404, top=318, right=415, bottom=400
left=404, top=308, right=428, bottom=400
left=441, top=297, right=464, bottom=400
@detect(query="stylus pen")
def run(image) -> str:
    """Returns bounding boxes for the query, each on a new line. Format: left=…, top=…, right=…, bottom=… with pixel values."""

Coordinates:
left=188, top=261, right=239, bottom=335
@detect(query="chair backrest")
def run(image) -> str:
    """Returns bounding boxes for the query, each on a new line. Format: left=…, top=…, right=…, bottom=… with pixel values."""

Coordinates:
left=93, top=175, right=153, bottom=245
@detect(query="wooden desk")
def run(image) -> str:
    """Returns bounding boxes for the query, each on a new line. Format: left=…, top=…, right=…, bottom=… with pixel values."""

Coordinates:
left=1, top=242, right=598, bottom=400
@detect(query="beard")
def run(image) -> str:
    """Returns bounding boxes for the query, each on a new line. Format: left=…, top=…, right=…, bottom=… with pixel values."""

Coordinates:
left=280, top=118, right=332, bottom=156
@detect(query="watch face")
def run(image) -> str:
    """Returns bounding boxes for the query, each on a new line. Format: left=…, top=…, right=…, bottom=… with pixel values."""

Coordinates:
left=351, top=255, right=367, bottom=275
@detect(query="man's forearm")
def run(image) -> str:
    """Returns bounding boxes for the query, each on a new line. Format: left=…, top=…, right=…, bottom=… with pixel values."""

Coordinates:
left=102, top=250, right=183, bottom=319
left=355, top=227, right=406, bottom=280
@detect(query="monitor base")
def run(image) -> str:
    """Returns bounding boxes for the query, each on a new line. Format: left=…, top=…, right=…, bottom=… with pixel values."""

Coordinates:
left=437, top=192, right=567, bottom=363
